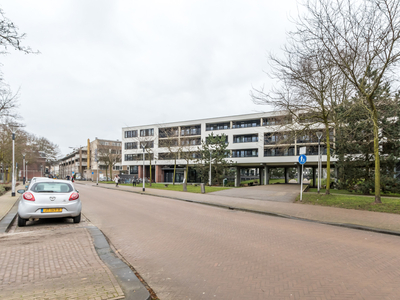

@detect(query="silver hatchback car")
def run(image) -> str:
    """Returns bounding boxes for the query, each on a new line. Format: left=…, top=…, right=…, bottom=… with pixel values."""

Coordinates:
left=17, top=179, right=82, bottom=227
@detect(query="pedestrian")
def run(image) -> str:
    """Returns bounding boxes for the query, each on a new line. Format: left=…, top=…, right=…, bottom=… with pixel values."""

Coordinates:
left=132, top=176, right=137, bottom=186
left=114, top=175, right=119, bottom=187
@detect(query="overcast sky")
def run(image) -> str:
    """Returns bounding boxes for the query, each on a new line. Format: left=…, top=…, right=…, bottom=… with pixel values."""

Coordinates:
left=1, top=0, right=299, bottom=156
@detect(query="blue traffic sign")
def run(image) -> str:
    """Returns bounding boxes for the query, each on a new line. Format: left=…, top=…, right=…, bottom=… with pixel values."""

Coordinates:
left=298, top=154, right=307, bottom=165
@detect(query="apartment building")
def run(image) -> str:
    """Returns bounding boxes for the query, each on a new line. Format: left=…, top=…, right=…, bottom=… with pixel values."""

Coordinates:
left=84, top=138, right=125, bottom=181
left=58, top=138, right=126, bottom=180
left=59, top=146, right=89, bottom=179
left=122, top=111, right=333, bottom=185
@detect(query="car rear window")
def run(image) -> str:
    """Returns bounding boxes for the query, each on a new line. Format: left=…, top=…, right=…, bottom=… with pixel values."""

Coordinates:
left=31, top=182, right=73, bottom=193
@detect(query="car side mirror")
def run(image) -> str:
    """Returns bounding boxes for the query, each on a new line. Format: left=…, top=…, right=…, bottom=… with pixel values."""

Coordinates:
left=17, top=189, right=25, bottom=194
left=76, top=190, right=79, bottom=193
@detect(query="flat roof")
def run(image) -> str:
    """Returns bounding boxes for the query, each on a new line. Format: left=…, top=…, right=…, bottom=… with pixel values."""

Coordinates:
left=122, top=110, right=288, bottom=130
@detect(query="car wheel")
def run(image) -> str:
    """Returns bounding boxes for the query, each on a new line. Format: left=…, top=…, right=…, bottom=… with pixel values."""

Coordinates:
left=17, top=215, right=27, bottom=227
left=73, top=213, right=81, bottom=223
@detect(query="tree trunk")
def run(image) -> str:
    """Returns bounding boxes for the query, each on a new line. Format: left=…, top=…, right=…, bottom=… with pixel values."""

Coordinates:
left=325, top=126, right=331, bottom=195
left=370, top=99, right=382, bottom=204
left=173, top=155, right=176, bottom=185
left=149, top=159, right=152, bottom=187
left=373, top=117, right=382, bottom=203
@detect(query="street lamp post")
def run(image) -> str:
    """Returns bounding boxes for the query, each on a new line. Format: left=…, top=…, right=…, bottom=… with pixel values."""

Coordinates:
left=316, top=131, right=323, bottom=194
left=22, top=153, right=26, bottom=185
left=25, top=161, right=28, bottom=183
left=11, top=127, right=16, bottom=197
left=142, top=144, right=145, bottom=192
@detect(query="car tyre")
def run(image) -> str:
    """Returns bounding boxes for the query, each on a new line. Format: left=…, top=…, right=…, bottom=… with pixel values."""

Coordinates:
left=17, top=215, right=27, bottom=227
left=73, top=213, right=81, bottom=223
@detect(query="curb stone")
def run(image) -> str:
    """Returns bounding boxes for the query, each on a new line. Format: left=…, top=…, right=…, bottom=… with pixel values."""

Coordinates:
left=87, top=226, right=151, bottom=300
left=0, top=196, right=19, bottom=233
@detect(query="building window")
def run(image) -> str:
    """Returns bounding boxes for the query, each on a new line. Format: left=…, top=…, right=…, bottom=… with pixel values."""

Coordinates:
left=158, top=152, right=177, bottom=160
left=181, top=125, right=201, bottom=136
left=298, top=113, right=319, bottom=124
left=233, top=134, right=258, bottom=143
left=297, top=145, right=327, bottom=155
left=125, top=142, right=138, bottom=150
left=232, top=119, right=260, bottom=128
left=264, top=132, right=290, bottom=144
left=140, top=128, right=154, bottom=137
left=159, top=139, right=178, bottom=147
left=181, top=138, right=201, bottom=146
left=125, top=130, right=138, bottom=138
left=232, top=149, right=258, bottom=158
left=206, top=122, right=230, bottom=131
left=141, top=141, right=154, bottom=148
left=263, top=115, right=292, bottom=126
left=159, top=127, right=178, bottom=138
left=129, top=166, right=138, bottom=174
left=125, top=153, right=153, bottom=161
left=264, top=147, right=295, bottom=156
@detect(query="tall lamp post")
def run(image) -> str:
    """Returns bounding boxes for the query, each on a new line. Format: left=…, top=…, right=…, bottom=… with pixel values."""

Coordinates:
left=25, top=161, right=28, bottom=183
left=142, top=143, right=145, bottom=192
left=11, top=126, right=16, bottom=197
left=316, top=131, right=323, bottom=194
left=22, top=153, right=26, bottom=185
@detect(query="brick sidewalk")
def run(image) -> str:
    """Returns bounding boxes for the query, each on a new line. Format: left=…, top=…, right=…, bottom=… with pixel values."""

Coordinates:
left=0, top=224, right=124, bottom=300
left=82, top=182, right=400, bottom=234
left=0, top=189, right=126, bottom=300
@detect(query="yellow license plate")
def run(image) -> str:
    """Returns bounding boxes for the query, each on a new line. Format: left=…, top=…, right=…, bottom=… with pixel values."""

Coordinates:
left=42, top=208, right=62, bottom=213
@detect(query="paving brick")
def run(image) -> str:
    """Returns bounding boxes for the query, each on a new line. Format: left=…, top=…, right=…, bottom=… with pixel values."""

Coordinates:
left=0, top=219, right=124, bottom=300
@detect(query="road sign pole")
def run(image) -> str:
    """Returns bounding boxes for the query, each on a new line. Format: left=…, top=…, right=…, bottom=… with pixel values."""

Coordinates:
left=300, top=164, right=304, bottom=201
left=298, top=154, right=307, bottom=202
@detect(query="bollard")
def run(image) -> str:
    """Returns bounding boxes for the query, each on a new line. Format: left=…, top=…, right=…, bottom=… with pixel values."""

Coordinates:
left=183, top=182, right=187, bottom=192
left=200, top=183, right=205, bottom=194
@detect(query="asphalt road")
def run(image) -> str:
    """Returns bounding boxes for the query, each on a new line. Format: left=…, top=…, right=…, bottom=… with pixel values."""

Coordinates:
left=79, top=184, right=400, bottom=300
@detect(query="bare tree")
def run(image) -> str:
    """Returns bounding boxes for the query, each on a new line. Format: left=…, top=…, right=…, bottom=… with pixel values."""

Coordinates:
left=97, top=146, right=121, bottom=181
left=0, top=85, right=20, bottom=123
left=254, top=0, right=400, bottom=202
left=252, top=31, right=351, bottom=194
left=0, top=8, right=34, bottom=54
left=0, top=7, right=37, bottom=126
left=295, top=0, right=400, bottom=203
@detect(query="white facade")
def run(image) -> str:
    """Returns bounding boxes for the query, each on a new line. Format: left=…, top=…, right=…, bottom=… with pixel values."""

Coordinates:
left=122, top=112, right=331, bottom=165
left=122, top=111, right=333, bottom=183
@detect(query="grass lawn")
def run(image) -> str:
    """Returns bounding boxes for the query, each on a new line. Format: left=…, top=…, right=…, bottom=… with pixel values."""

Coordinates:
left=269, top=178, right=286, bottom=184
left=103, top=181, right=231, bottom=193
left=297, top=192, right=400, bottom=214
left=308, top=188, right=400, bottom=197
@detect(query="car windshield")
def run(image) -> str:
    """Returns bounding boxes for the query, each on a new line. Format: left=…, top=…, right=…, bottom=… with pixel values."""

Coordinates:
left=31, top=182, right=73, bottom=193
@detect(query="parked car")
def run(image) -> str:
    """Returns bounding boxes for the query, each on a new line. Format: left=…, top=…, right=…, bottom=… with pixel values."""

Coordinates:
left=17, top=179, right=82, bottom=227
